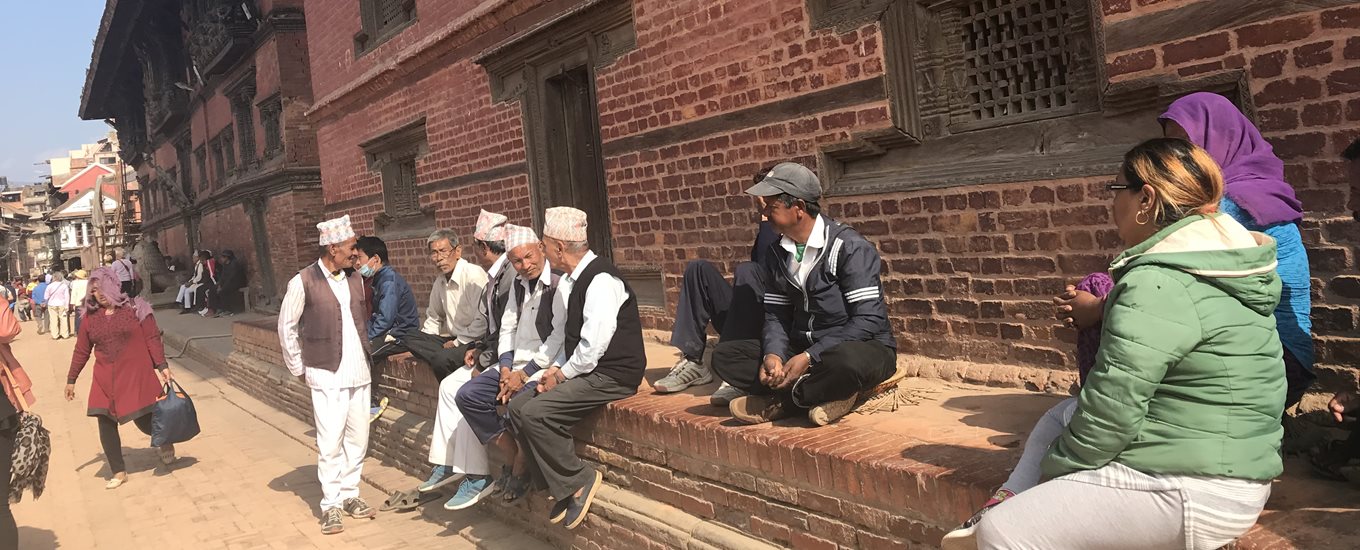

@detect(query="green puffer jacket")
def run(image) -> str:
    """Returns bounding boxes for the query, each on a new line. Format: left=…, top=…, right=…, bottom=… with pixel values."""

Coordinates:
left=1042, top=213, right=1286, bottom=481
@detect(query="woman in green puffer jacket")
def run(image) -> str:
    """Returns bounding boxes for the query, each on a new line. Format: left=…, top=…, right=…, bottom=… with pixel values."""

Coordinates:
left=973, top=138, right=1286, bottom=550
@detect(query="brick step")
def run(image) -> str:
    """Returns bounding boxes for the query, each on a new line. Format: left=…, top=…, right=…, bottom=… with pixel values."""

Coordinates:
left=210, top=316, right=1360, bottom=549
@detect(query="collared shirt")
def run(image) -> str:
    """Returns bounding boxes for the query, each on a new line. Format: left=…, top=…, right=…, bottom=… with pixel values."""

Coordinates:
left=422, top=258, right=488, bottom=344
left=32, top=282, right=47, bottom=306
left=278, top=260, right=371, bottom=389
left=112, top=258, right=135, bottom=282
left=498, top=261, right=565, bottom=373
left=551, top=251, right=627, bottom=379
left=44, top=281, right=71, bottom=308
left=781, top=214, right=828, bottom=289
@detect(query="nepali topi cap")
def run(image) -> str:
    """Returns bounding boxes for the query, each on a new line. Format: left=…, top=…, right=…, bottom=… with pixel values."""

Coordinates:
left=474, top=209, right=509, bottom=242
left=543, top=206, right=588, bottom=242
left=503, top=223, right=540, bottom=251
left=317, top=215, right=356, bottom=246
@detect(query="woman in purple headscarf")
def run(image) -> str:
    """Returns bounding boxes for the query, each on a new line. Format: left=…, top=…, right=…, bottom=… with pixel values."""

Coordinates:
left=1059, top=92, right=1313, bottom=407
left=64, top=267, right=176, bottom=489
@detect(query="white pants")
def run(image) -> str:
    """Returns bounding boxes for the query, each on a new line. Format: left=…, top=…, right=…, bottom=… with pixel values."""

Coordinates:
left=1001, top=397, right=1078, bottom=495
left=176, top=285, right=195, bottom=308
left=428, top=367, right=489, bottom=475
left=312, top=384, right=371, bottom=512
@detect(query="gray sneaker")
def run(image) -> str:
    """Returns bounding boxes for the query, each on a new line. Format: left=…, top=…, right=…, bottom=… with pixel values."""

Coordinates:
left=342, top=497, right=377, bottom=519
left=654, top=358, right=712, bottom=393
left=320, top=507, right=344, bottom=535
left=709, top=381, right=745, bottom=407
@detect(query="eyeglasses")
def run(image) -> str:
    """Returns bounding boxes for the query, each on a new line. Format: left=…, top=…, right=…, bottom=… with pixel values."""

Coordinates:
left=430, top=247, right=457, bottom=259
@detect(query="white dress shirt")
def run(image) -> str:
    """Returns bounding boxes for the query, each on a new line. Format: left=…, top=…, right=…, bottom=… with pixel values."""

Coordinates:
left=422, top=258, right=488, bottom=344
left=277, top=260, right=372, bottom=389
left=497, top=261, right=565, bottom=374
left=781, top=214, right=828, bottom=289
left=551, top=251, right=627, bottom=379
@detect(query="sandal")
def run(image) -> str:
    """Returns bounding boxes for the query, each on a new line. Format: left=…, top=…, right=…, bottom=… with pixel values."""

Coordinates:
left=106, top=473, right=127, bottom=489
left=501, top=473, right=530, bottom=503
left=158, top=444, right=177, bottom=465
left=379, top=489, right=442, bottom=512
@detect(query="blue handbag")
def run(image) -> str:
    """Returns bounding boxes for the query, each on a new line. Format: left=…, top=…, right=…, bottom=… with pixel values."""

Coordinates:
left=151, top=381, right=201, bottom=447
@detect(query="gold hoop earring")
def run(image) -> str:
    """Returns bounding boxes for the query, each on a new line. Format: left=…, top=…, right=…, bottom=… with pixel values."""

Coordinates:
left=1136, top=210, right=1150, bottom=225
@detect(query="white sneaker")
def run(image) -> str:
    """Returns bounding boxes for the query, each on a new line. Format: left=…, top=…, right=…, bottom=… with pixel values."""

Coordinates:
left=654, top=358, right=712, bottom=393
left=709, top=382, right=745, bottom=407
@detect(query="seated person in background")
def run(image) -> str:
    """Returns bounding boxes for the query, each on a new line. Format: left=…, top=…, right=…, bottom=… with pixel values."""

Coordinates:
left=215, top=250, right=247, bottom=316
left=399, top=230, right=487, bottom=381
left=354, top=236, right=420, bottom=421
left=713, top=162, right=896, bottom=427
left=946, top=139, right=1286, bottom=550
left=653, top=168, right=780, bottom=405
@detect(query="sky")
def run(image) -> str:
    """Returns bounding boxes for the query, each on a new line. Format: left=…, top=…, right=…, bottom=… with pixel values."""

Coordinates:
left=0, top=1, right=112, bottom=185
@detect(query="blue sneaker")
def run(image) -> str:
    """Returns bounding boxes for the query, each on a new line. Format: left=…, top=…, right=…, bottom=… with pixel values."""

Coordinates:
left=444, top=475, right=494, bottom=510
left=561, top=469, right=603, bottom=530
left=419, top=465, right=462, bottom=493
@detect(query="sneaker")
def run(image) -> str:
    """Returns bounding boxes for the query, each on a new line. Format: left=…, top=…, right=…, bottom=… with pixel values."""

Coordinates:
left=654, top=358, right=712, bottom=393
left=548, top=497, right=571, bottom=524
left=370, top=396, right=390, bottom=423
left=940, top=489, right=1014, bottom=550
left=561, top=469, right=603, bottom=530
left=342, top=497, right=377, bottom=519
left=443, top=475, right=494, bottom=511
left=320, top=507, right=344, bottom=535
left=420, top=465, right=463, bottom=493
left=709, top=382, right=745, bottom=407
left=808, top=392, right=861, bottom=426
left=729, top=395, right=793, bottom=425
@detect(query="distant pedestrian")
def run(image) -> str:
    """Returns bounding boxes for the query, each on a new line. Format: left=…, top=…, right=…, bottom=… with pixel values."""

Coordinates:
left=276, top=215, right=377, bottom=535
left=44, top=271, right=71, bottom=340
left=215, top=250, right=247, bottom=316
left=65, top=267, right=177, bottom=489
left=112, top=249, right=137, bottom=297
left=31, top=278, right=47, bottom=335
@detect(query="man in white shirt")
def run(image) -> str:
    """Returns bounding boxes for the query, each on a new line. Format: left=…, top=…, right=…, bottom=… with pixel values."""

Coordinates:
left=508, top=207, right=644, bottom=530
left=397, top=229, right=488, bottom=380
left=112, top=248, right=137, bottom=296
left=277, top=215, right=378, bottom=535
left=454, top=224, right=564, bottom=506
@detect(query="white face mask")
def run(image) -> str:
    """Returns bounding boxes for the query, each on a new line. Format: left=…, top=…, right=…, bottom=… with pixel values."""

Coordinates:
left=358, top=259, right=377, bottom=278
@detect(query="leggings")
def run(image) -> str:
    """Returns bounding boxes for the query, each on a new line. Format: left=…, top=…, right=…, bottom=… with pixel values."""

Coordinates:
left=0, top=424, right=15, bottom=549
left=98, top=414, right=154, bottom=474
left=1000, top=398, right=1077, bottom=495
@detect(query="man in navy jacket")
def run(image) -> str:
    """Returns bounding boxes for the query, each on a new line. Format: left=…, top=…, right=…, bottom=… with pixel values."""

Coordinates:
left=356, top=236, right=419, bottom=420
left=713, top=162, right=897, bottom=427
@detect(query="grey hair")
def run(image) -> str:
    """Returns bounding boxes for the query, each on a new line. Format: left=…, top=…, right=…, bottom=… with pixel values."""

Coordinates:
left=427, top=229, right=460, bottom=249
left=562, top=240, right=590, bottom=254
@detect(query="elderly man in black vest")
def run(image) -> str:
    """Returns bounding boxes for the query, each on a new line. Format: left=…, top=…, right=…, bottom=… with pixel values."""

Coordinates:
left=508, top=207, right=644, bottom=530
left=277, top=215, right=378, bottom=535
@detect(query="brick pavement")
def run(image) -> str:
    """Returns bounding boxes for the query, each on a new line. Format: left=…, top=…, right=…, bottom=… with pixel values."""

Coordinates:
left=9, top=321, right=538, bottom=550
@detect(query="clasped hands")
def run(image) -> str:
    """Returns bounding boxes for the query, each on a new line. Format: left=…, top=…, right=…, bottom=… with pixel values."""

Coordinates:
left=759, top=352, right=811, bottom=390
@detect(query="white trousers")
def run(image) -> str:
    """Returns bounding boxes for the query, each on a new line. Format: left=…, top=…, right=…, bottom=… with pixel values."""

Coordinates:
left=176, top=285, right=198, bottom=308
left=312, top=384, right=371, bottom=512
left=428, top=367, right=489, bottom=475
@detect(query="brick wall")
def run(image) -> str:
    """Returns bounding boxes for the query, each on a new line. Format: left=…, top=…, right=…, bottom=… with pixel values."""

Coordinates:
left=304, top=0, right=1360, bottom=396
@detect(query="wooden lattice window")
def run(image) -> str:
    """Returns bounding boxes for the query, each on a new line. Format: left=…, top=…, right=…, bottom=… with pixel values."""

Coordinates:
left=259, top=95, right=282, bottom=159
left=210, top=138, right=226, bottom=185
left=355, top=0, right=416, bottom=55
left=222, top=130, right=237, bottom=174
left=195, top=147, right=209, bottom=192
left=388, top=158, right=420, bottom=217
left=957, top=0, right=1076, bottom=124
left=360, top=117, right=431, bottom=232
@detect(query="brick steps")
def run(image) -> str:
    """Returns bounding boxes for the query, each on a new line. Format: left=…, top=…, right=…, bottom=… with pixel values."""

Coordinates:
left=196, top=317, right=1360, bottom=549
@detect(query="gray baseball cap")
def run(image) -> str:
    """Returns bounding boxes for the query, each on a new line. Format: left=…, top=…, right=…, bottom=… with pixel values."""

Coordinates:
left=745, top=162, right=822, bottom=202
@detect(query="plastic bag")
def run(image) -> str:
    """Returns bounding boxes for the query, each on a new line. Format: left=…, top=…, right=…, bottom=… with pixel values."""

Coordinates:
left=151, top=381, right=200, bottom=447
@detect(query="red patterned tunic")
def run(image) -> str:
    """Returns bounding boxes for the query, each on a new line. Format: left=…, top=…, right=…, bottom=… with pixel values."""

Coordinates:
left=67, top=307, right=167, bottom=422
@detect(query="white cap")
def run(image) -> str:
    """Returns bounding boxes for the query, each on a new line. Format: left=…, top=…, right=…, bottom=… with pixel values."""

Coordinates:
left=474, top=210, right=508, bottom=242
left=503, top=223, right=540, bottom=251
left=317, top=215, right=356, bottom=246
left=543, top=206, right=588, bottom=242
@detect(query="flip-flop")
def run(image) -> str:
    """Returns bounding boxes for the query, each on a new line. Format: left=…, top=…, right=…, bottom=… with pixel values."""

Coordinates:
left=380, top=489, right=442, bottom=512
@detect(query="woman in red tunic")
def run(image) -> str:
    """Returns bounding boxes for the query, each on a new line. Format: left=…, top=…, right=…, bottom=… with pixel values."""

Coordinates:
left=64, top=267, right=175, bottom=489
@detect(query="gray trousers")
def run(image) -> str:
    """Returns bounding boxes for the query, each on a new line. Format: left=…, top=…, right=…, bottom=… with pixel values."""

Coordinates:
left=976, top=471, right=1186, bottom=550
left=508, top=371, right=636, bottom=501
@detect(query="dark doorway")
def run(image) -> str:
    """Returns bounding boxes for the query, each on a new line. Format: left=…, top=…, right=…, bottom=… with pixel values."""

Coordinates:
left=540, top=64, right=612, bottom=257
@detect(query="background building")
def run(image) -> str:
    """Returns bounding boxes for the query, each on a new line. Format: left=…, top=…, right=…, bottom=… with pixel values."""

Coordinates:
left=80, top=0, right=321, bottom=308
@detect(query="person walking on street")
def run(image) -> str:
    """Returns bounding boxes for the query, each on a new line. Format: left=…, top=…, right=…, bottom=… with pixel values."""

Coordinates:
left=32, top=277, right=47, bottom=335
left=65, top=267, right=178, bottom=489
left=276, top=215, right=378, bottom=535
left=70, top=270, right=89, bottom=334
left=45, top=271, right=72, bottom=340
left=112, top=249, right=137, bottom=297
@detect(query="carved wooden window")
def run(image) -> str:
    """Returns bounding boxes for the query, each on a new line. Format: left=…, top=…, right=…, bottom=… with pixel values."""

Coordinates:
left=195, top=147, right=209, bottom=192
left=355, top=0, right=416, bottom=56
left=259, top=95, right=282, bottom=159
left=222, top=130, right=237, bottom=174
left=174, top=136, right=194, bottom=200
left=210, top=138, right=226, bottom=185
left=360, top=117, right=432, bottom=236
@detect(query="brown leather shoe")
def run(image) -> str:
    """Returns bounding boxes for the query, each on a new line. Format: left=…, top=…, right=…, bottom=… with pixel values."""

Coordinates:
left=729, top=395, right=793, bottom=425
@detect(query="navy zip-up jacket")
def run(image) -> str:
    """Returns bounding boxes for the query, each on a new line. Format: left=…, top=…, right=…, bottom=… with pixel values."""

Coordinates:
left=368, top=265, right=420, bottom=341
left=761, top=215, right=896, bottom=362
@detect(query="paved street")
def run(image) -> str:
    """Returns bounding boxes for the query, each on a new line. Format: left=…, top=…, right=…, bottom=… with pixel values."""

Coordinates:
left=9, top=319, right=521, bottom=550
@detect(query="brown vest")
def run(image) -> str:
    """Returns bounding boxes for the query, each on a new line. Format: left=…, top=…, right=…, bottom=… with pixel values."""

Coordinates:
left=298, top=262, right=370, bottom=371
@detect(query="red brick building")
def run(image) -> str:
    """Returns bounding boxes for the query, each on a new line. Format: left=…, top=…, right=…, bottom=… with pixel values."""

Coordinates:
left=80, top=0, right=324, bottom=306
left=304, top=0, right=1357, bottom=391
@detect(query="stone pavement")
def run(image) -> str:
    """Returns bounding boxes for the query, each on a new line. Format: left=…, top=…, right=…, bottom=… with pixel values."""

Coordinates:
left=10, top=317, right=544, bottom=550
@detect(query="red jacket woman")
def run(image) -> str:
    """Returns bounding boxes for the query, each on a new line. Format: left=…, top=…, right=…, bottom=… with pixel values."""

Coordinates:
left=65, top=267, right=176, bottom=489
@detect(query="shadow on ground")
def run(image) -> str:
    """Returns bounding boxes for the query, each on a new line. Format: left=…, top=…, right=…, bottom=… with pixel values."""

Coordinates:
left=269, top=465, right=324, bottom=520
left=18, top=527, right=58, bottom=549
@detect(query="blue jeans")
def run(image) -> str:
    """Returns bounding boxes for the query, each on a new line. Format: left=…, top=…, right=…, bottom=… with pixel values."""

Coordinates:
left=455, top=363, right=541, bottom=444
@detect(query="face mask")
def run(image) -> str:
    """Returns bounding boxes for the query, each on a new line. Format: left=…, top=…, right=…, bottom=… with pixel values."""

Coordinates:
left=358, top=263, right=376, bottom=278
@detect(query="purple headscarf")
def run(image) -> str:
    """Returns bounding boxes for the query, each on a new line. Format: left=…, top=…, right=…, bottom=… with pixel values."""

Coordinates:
left=1159, top=92, right=1304, bottom=226
left=84, top=267, right=153, bottom=321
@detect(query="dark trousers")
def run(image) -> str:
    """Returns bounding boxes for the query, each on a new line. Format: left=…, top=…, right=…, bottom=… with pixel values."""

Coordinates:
left=669, top=261, right=767, bottom=361
left=218, top=286, right=244, bottom=313
left=120, top=281, right=134, bottom=297
left=400, top=331, right=468, bottom=381
left=713, top=340, right=895, bottom=408
left=0, top=424, right=15, bottom=549
left=98, top=413, right=155, bottom=474
left=34, top=306, right=46, bottom=334
left=509, top=372, right=636, bottom=501
left=457, top=363, right=542, bottom=444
